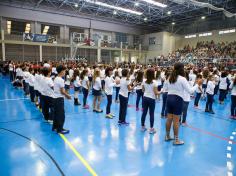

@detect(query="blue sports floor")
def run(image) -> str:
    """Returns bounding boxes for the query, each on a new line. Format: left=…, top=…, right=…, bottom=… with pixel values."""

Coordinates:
left=0, top=76, right=235, bottom=176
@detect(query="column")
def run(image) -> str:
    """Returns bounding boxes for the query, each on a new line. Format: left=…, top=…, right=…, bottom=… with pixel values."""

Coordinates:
left=1, top=29, right=5, bottom=61
left=120, top=42, right=123, bottom=62
left=35, top=22, right=41, bottom=34
left=138, top=43, right=141, bottom=63
left=60, top=25, right=69, bottom=42
left=97, top=39, right=101, bottom=63
left=39, top=45, right=42, bottom=62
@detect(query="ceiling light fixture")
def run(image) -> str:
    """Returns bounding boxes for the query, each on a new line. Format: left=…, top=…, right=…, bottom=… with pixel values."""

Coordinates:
left=201, top=16, right=206, bottom=19
left=85, top=0, right=143, bottom=15
left=140, top=0, right=167, bottom=8
left=167, top=11, right=171, bottom=15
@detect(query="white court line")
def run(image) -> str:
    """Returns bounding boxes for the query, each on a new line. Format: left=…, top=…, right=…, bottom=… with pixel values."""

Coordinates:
left=0, top=98, right=29, bottom=102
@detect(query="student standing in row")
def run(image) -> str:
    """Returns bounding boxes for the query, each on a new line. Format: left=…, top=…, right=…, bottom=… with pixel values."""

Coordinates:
left=92, top=68, right=103, bottom=113
left=141, top=68, right=159, bottom=134
left=114, top=71, right=120, bottom=103
left=118, top=69, right=134, bottom=125
left=72, top=69, right=81, bottom=106
left=219, top=71, right=229, bottom=104
left=53, top=65, right=71, bottom=134
left=135, top=71, right=144, bottom=111
left=28, top=68, right=35, bottom=103
left=104, top=67, right=116, bottom=119
left=205, top=75, right=216, bottom=114
left=161, top=71, right=170, bottom=118
left=230, top=77, right=236, bottom=118
left=41, top=67, right=54, bottom=123
left=194, top=74, right=203, bottom=108
left=80, top=69, right=90, bottom=109
left=165, top=63, right=201, bottom=145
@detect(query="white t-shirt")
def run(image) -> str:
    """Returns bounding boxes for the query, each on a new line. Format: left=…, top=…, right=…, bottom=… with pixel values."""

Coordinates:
left=69, top=69, right=74, bottom=78
left=54, top=77, right=65, bottom=98
left=230, top=83, right=236, bottom=96
left=65, top=75, right=71, bottom=86
left=119, top=77, right=130, bottom=97
left=100, top=69, right=105, bottom=80
left=9, top=64, right=13, bottom=71
left=16, top=68, right=23, bottom=77
left=168, top=76, right=198, bottom=99
left=105, top=76, right=115, bottom=95
left=93, top=77, right=102, bottom=90
left=34, top=73, right=40, bottom=91
left=74, top=76, right=81, bottom=87
left=42, top=77, right=54, bottom=98
left=114, top=76, right=120, bottom=87
left=143, top=81, right=157, bottom=99
left=38, top=74, right=44, bottom=93
left=43, top=63, right=51, bottom=68
left=23, top=71, right=30, bottom=83
left=28, top=74, right=35, bottom=87
left=206, top=81, right=215, bottom=95
left=219, top=77, right=228, bottom=90
left=81, top=76, right=89, bottom=89
left=52, top=67, right=57, bottom=74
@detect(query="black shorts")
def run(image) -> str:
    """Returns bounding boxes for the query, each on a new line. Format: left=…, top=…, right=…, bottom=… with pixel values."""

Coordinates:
left=88, top=76, right=93, bottom=82
left=166, top=94, right=183, bottom=115
left=92, top=89, right=102, bottom=96
left=65, top=85, right=70, bottom=90
left=74, top=86, right=80, bottom=92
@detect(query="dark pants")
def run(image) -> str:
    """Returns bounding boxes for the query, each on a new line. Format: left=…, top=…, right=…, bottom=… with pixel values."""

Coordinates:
left=206, top=93, right=214, bottom=111
left=141, top=97, right=155, bottom=128
left=101, top=80, right=105, bottom=90
left=231, top=95, right=236, bottom=116
left=115, top=87, right=120, bottom=101
left=82, top=88, right=89, bottom=106
left=161, top=92, right=168, bottom=116
left=119, top=95, right=128, bottom=122
left=219, top=89, right=227, bottom=102
left=136, top=89, right=143, bottom=109
left=39, top=92, right=42, bottom=109
left=29, top=86, right=35, bottom=102
left=24, top=82, right=30, bottom=95
left=9, top=71, right=14, bottom=82
left=106, top=94, right=112, bottom=114
left=42, top=96, right=54, bottom=121
left=53, top=97, right=65, bottom=132
left=181, top=101, right=189, bottom=123
left=194, top=93, right=202, bottom=106
left=214, top=84, right=219, bottom=95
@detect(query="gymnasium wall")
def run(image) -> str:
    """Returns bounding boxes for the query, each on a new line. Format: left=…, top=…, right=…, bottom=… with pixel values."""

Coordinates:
left=175, top=30, right=236, bottom=49
left=0, top=5, right=143, bottom=35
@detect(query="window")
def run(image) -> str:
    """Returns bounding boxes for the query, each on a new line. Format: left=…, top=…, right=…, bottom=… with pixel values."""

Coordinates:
left=184, top=34, right=196, bottom=39
left=219, top=29, right=235, bottom=35
left=199, top=32, right=212, bottom=37
left=116, top=33, right=127, bottom=43
left=149, top=37, right=156, bottom=45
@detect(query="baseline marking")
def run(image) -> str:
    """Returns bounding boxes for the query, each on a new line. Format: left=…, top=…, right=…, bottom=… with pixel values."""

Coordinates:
left=59, top=134, right=98, bottom=176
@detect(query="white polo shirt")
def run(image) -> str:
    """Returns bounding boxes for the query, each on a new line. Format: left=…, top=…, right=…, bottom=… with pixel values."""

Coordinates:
left=119, top=77, right=130, bottom=98
left=54, top=77, right=65, bottom=98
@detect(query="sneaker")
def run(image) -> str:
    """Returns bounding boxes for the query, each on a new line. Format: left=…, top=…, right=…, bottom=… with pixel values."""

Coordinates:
left=47, top=120, right=53, bottom=124
left=118, top=121, right=122, bottom=125
left=141, top=126, right=147, bottom=132
left=109, top=113, right=115, bottom=117
left=58, top=129, right=70, bottom=134
left=149, top=128, right=156, bottom=134
left=205, top=109, right=209, bottom=112
left=96, top=109, right=103, bottom=113
left=209, top=111, right=215, bottom=114
left=128, top=104, right=132, bottom=107
left=165, top=135, right=174, bottom=141
left=121, top=121, right=129, bottom=126
left=194, top=105, right=199, bottom=108
left=230, top=115, right=234, bottom=119
left=136, top=108, right=139, bottom=111
left=83, top=105, right=89, bottom=109
left=106, top=114, right=113, bottom=119
left=173, top=139, right=184, bottom=145
left=182, top=122, right=187, bottom=126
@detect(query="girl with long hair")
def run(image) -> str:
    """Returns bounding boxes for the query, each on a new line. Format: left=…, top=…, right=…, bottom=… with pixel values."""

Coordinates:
left=80, top=69, right=90, bottom=109
left=92, top=68, right=103, bottom=113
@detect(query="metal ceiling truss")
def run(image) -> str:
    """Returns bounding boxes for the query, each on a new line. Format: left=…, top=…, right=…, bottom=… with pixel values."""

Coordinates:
left=0, top=0, right=235, bottom=32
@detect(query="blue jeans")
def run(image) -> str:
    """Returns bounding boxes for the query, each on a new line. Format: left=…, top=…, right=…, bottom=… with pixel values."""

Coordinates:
left=194, top=93, right=201, bottom=106
left=231, top=95, right=236, bottom=116
left=106, top=94, right=112, bottom=114
left=119, top=95, right=128, bottom=122
left=161, top=92, right=167, bottom=116
left=181, top=101, right=189, bottom=123
left=219, top=89, right=227, bottom=102
left=141, top=97, right=155, bottom=128
left=206, top=93, right=214, bottom=111
left=136, top=89, right=143, bottom=109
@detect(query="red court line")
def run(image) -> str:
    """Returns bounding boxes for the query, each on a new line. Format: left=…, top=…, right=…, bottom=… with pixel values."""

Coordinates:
left=186, top=124, right=236, bottom=144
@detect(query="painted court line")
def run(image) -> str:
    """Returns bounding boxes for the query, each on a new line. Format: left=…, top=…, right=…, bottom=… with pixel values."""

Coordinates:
left=0, top=98, right=29, bottom=101
left=59, top=134, right=98, bottom=176
left=226, top=129, right=236, bottom=176
left=186, top=124, right=236, bottom=144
